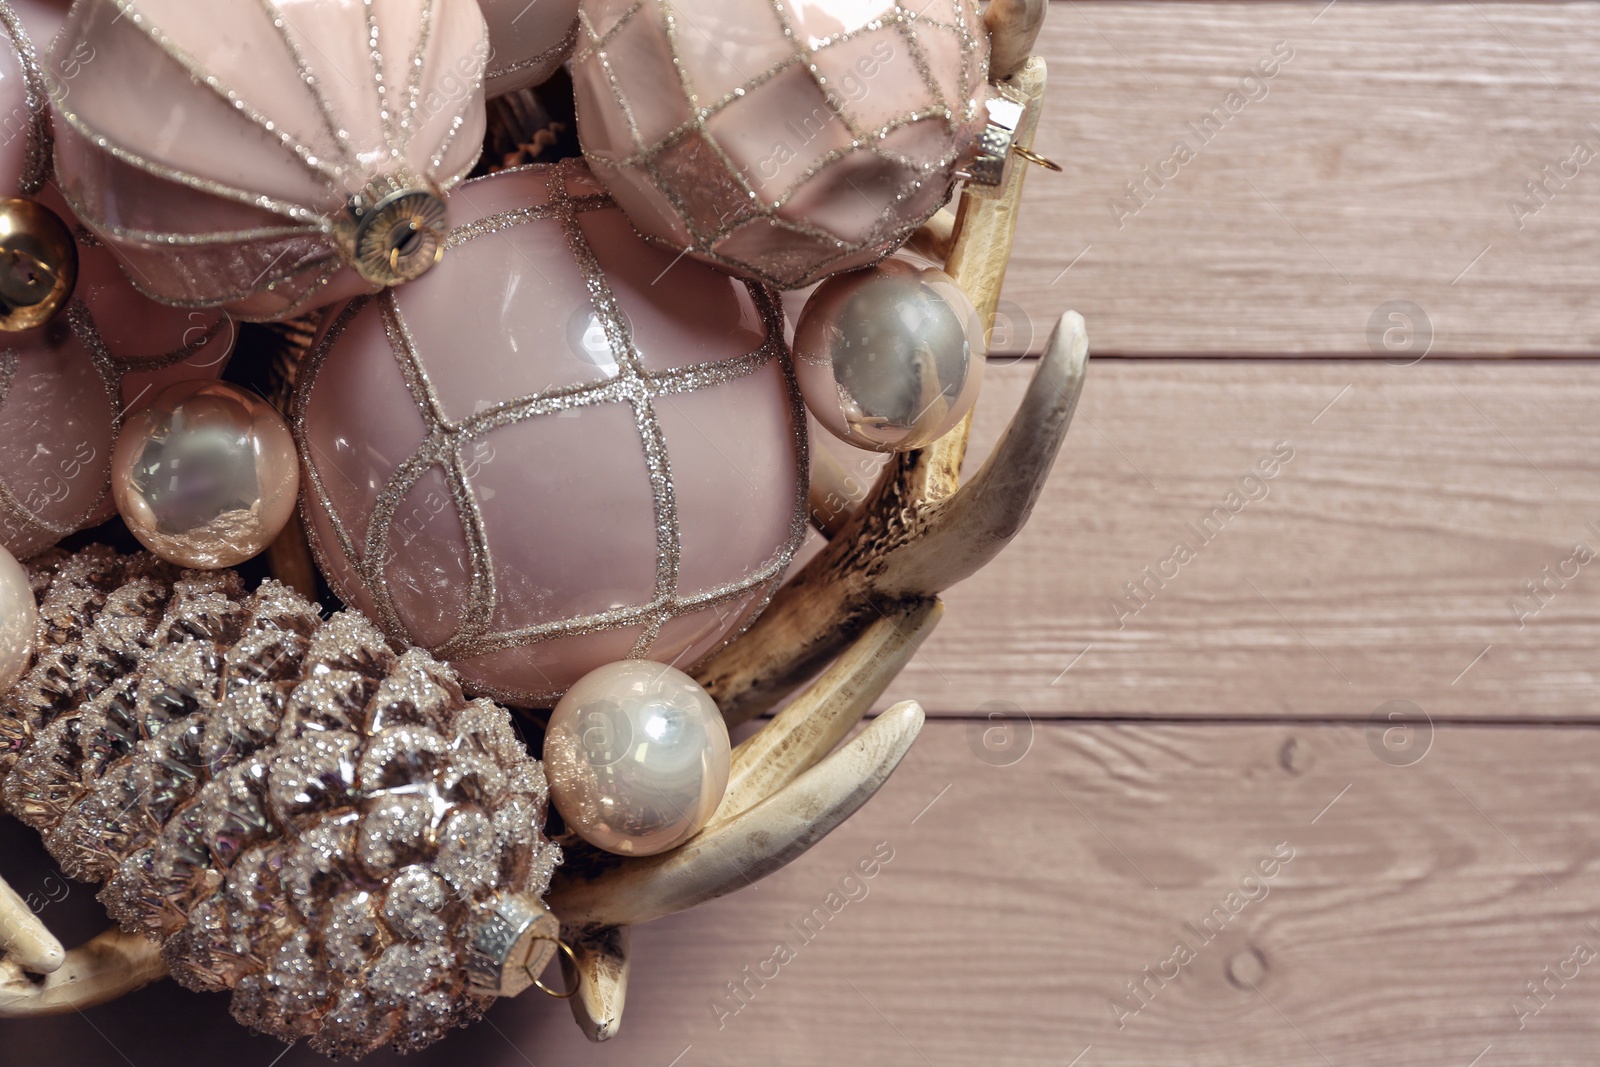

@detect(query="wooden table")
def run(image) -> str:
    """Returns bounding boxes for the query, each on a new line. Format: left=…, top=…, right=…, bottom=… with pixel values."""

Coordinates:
left=7, top=3, right=1600, bottom=1064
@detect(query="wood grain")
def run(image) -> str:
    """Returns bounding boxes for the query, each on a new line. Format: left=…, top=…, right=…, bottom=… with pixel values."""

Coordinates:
left=1003, top=2, right=1600, bottom=355
left=866, top=357, right=1600, bottom=720
left=9, top=721, right=1600, bottom=1066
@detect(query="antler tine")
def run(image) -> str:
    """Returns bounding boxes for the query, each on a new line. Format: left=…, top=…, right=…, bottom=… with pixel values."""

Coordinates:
left=715, top=599, right=942, bottom=824
left=0, top=873, right=65, bottom=974
left=880, top=311, right=1087, bottom=597
left=807, top=442, right=872, bottom=540
left=559, top=924, right=630, bottom=1042
left=695, top=59, right=1054, bottom=726
left=549, top=700, right=924, bottom=929
left=985, top=0, right=1047, bottom=80
left=0, top=926, right=167, bottom=1017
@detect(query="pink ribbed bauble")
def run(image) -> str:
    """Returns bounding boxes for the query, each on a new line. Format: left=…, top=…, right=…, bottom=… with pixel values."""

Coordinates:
left=0, top=1, right=233, bottom=560
left=480, top=0, right=579, bottom=96
left=296, top=160, right=807, bottom=706
left=46, top=0, right=490, bottom=320
left=571, top=0, right=990, bottom=289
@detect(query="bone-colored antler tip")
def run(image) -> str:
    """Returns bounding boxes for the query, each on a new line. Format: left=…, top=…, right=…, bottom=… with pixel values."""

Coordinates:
left=0, top=926, right=167, bottom=1017
left=0, top=876, right=66, bottom=974
left=561, top=924, right=630, bottom=1043
left=551, top=699, right=926, bottom=929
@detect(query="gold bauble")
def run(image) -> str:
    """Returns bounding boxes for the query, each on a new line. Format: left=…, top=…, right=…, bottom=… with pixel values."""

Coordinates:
left=0, top=197, right=76, bottom=332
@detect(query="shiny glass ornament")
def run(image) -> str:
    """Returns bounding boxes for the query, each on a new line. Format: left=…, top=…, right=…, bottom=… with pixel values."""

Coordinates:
left=297, top=161, right=807, bottom=706
left=793, top=256, right=985, bottom=451
left=0, top=196, right=76, bottom=331
left=46, top=0, right=491, bottom=320
left=481, top=0, right=579, bottom=97
left=571, top=0, right=998, bottom=289
left=111, top=380, right=298, bottom=568
left=0, top=541, right=35, bottom=689
left=544, top=659, right=730, bottom=857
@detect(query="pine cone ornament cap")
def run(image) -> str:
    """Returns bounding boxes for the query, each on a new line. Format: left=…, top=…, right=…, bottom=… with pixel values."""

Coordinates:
left=0, top=545, right=562, bottom=1058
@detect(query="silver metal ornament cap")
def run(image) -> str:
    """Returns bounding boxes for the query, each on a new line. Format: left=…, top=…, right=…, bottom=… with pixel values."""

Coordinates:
left=955, top=86, right=1026, bottom=189
left=464, top=891, right=561, bottom=997
left=341, top=171, right=448, bottom=287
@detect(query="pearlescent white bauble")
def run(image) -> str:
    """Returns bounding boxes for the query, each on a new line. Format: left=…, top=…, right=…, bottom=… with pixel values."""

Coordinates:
left=544, top=659, right=730, bottom=857
left=111, top=381, right=299, bottom=569
left=793, top=256, right=985, bottom=451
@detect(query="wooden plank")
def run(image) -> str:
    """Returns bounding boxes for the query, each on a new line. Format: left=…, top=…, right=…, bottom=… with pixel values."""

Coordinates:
left=857, top=357, right=1600, bottom=720
left=8, top=721, right=1600, bottom=1065
left=1002, top=2, right=1600, bottom=355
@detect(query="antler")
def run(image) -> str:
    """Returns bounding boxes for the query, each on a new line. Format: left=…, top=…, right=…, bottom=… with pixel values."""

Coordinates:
left=0, top=861, right=164, bottom=1014
left=0, top=922, right=165, bottom=1016
left=692, top=55, right=1073, bottom=728
left=985, top=0, right=1047, bottom=79
left=549, top=600, right=940, bottom=1039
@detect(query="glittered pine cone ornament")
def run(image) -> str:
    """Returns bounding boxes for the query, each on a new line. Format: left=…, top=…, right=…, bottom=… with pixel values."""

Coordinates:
left=0, top=0, right=234, bottom=560
left=46, top=0, right=492, bottom=321
left=297, top=159, right=807, bottom=706
left=0, top=545, right=562, bottom=1058
left=570, top=0, right=1004, bottom=289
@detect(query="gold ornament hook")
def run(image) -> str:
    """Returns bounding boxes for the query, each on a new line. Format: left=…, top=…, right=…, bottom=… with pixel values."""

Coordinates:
left=526, top=936, right=582, bottom=999
left=1012, top=143, right=1063, bottom=172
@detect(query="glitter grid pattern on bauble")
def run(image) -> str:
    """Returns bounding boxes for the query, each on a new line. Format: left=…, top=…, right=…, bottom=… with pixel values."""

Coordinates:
left=571, top=0, right=989, bottom=289
left=296, top=159, right=809, bottom=707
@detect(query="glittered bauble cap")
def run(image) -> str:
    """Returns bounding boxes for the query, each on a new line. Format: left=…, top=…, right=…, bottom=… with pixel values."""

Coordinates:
left=571, top=0, right=994, bottom=290
left=45, top=0, right=491, bottom=321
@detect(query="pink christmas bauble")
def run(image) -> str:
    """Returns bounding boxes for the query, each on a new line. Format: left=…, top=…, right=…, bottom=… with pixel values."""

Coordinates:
left=296, top=160, right=807, bottom=706
left=47, top=0, right=490, bottom=320
left=481, top=0, right=579, bottom=97
left=571, top=0, right=991, bottom=289
left=0, top=7, right=233, bottom=559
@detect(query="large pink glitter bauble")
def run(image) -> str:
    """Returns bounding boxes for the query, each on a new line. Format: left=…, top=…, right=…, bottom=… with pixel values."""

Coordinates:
left=0, top=2, right=233, bottom=559
left=296, top=160, right=807, bottom=706
left=570, top=0, right=991, bottom=289
left=46, top=0, right=490, bottom=320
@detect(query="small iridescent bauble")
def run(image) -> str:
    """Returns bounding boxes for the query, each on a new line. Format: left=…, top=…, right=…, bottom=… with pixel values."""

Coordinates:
left=0, top=542, right=35, bottom=688
left=793, top=256, right=985, bottom=451
left=0, top=196, right=76, bottom=332
left=544, top=660, right=730, bottom=857
left=111, top=380, right=299, bottom=569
